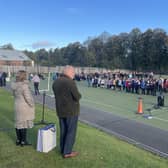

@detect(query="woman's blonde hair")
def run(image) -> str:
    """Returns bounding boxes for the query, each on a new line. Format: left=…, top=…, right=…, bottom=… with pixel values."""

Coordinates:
left=16, top=70, right=27, bottom=82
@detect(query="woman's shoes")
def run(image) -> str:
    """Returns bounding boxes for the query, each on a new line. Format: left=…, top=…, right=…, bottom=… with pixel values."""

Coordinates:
left=16, top=139, right=20, bottom=146
left=16, top=140, right=32, bottom=147
left=20, top=141, right=32, bottom=147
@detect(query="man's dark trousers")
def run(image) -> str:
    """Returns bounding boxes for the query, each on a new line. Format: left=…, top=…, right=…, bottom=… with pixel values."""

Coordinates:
left=59, top=116, right=78, bottom=155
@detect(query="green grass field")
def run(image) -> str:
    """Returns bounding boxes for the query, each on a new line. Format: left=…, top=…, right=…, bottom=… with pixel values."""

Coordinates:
left=0, top=88, right=168, bottom=168
left=32, top=76, right=168, bottom=131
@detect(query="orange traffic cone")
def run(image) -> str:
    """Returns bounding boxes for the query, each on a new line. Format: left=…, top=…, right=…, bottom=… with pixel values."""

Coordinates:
left=137, top=97, right=143, bottom=114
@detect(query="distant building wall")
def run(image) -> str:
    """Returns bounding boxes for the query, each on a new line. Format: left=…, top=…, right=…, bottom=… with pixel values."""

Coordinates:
left=0, top=60, right=32, bottom=66
left=0, top=65, right=113, bottom=74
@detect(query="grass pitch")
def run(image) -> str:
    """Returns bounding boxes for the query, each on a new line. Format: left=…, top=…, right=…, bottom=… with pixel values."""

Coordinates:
left=0, top=88, right=168, bottom=168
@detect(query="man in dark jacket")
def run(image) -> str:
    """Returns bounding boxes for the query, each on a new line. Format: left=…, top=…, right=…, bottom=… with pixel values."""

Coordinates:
left=52, top=65, right=81, bottom=158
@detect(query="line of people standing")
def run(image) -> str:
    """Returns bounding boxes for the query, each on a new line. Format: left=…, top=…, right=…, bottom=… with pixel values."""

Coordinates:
left=86, top=74, right=168, bottom=96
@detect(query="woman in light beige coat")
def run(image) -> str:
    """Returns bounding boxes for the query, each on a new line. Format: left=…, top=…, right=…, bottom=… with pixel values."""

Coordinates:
left=11, top=70, right=35, bottom=147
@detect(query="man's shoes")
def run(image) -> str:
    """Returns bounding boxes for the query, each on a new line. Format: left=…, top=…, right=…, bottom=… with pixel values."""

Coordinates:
left=63, top=151, right=79, bottom=158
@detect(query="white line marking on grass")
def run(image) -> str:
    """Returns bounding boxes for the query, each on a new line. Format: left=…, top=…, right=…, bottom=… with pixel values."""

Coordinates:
left=49, top=96, right=168, bottom=123
left=47, top=94, right=55, bottom=98
left=82, top=98, right=114, bottom=108
left=152, top=117, right=168, bottom=122
left=39, top=89, right=49, bottom=92
left=82, top=98, right=131, bottom=112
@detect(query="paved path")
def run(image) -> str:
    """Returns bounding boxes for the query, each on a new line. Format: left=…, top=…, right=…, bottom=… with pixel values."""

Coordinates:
left=34, top=93, right=168, bottom=158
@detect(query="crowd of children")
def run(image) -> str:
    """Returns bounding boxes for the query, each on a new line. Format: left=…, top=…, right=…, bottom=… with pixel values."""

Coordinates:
left=77, top=72, right=168, bottom=95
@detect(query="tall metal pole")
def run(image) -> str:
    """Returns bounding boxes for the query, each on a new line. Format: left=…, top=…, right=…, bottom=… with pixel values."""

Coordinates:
left=41, top=91, right=46, bottom=123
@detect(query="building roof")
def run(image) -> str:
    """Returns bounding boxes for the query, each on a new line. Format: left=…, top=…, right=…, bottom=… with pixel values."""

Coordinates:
left=0, top=49, right=31, bottom=61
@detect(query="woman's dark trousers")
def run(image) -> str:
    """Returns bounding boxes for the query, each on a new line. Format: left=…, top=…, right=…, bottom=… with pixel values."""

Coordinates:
left=15, top=128, right=29, bottom=146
